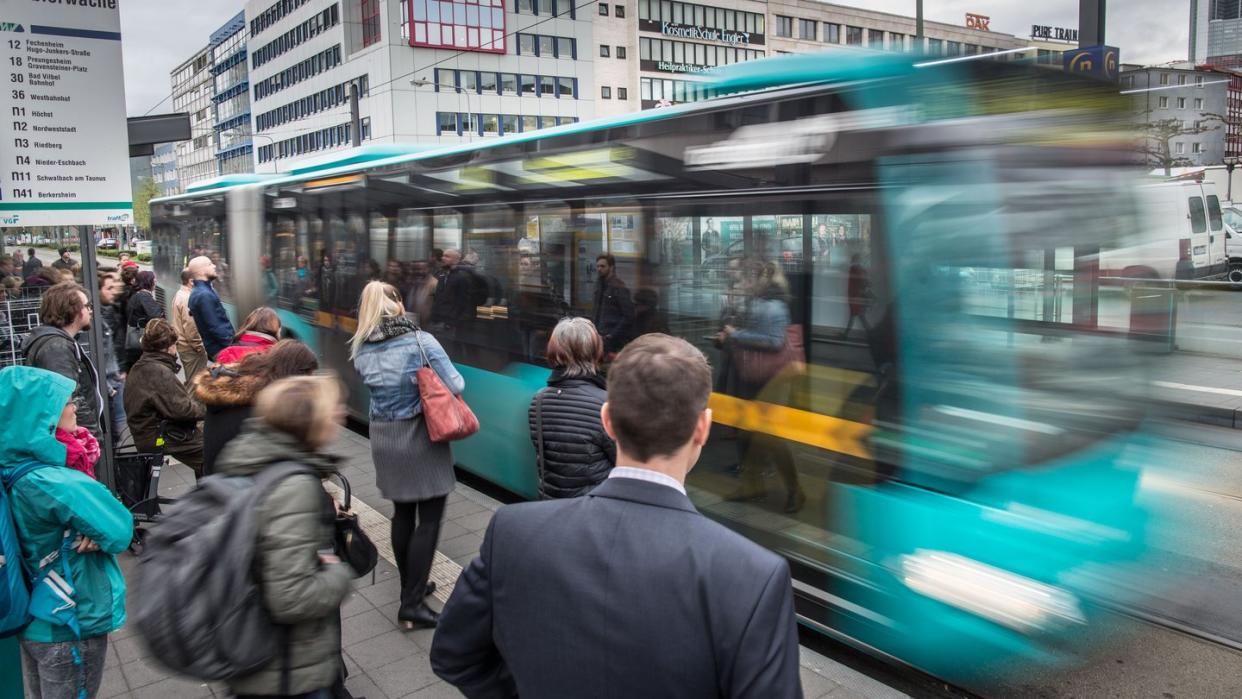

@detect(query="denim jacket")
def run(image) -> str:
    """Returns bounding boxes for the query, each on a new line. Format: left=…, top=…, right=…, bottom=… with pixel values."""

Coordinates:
left=353, top=329, right=465, bottom=421
left=730, top=296, right=789, bottom=351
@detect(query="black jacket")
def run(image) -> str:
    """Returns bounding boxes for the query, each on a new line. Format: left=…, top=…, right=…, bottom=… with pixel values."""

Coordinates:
left=431, top=266, right=477, bottom=328
left=123, top=351, right=204, bottom=456
left=191, top=364, right=269, bottom=476
left=21, top=255, right=41, bottom=278
left=430, top=477, right=803, bottom=699
left=527, top=372, right=614, bottom=499
left=124, top=289, right=165, bottom=369
left=592, top=274, right=634, bottom=353
left=22, top=325, right=104, bottom=440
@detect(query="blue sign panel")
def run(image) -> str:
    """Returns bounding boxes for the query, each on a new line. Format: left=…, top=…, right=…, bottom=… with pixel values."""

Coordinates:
left=1063, top=45, right=1120, bottom=81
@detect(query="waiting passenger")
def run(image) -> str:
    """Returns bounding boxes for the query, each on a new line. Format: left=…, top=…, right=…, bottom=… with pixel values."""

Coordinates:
left=1, top=366, right=133, bottom=699
left=23, top=282, right=105, bottom=441
left=172, top=268, right=209, bottom=383
left=528, top=318, right=615, bottom=499
left=124, top=318, right=206, bottom=477
left=351, top=281, right=463, bottom=630
left=592, top=253, right=634, bottom=355
left=214, top=306, right=282, bottom=365
left=51, top=248, right=74, bottom=275
left=631, top=287, right=669, bottom=337
left=214, top=375, right=353, bottom=699
left=124, top=270, right=164, bottom=370
left=187, top=255, right=235, bottom=362
left=22, top=246, right=41, bottom=278
left=431, top=334, right=802, bottom=698
left=194, top=339, right=319, bottom=476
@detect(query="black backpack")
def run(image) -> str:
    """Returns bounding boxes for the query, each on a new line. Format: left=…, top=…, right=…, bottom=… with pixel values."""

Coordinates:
left=131, top=461, right=311, bottom=681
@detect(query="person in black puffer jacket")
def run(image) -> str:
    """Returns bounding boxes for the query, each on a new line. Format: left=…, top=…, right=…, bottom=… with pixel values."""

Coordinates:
left=528, top=317, right=616, bottom=499
left=192, top=339, right=319, bottom=476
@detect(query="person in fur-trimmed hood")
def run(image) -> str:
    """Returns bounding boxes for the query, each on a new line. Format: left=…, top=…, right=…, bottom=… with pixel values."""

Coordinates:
left=192, top=339, right=319, bottom=475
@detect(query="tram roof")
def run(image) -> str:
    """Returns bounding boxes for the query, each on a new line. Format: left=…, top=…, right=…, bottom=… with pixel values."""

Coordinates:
left=150, top=50, right=995, bottom=205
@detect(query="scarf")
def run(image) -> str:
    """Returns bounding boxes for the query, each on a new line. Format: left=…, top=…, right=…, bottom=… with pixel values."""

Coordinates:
left=367, top=315, right=418, bottom=343
left=55, top=427, right=100, bottom=480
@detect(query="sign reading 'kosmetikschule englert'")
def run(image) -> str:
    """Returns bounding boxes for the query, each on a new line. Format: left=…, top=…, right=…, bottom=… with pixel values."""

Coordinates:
left=0, top=0, right=133, bottom=227
left=639, top=19, right=765, bottom=46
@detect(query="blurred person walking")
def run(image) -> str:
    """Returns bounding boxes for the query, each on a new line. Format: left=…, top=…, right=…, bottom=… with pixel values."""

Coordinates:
left=214, top=375, right=354, bottom=699
left=431, top=334, right=803, bottom=698
left=22, top=246, right=41, bottom=278
left=123, top=270, right=164, bottom=371
left=193, top=340, right=319, bottom=476
left=0, top=366, right=133, bottom=699
left=187, top=255, right=235, bottom=362
left=124, top=319, right=205, bottom=477
left=172, top=268, right=209, bottom=383
left=351, top=281, right=463, bottom=630
left=591, top=253, right=634, bottom=355
left=22, top=282, right=105, bottom=441
left=214, top=307, right=281, bottom=365
left=96, top=271, right=128, bottom=440
left=842, top=254, right=872, bottom=340
left=528, top=318, right=615, bottom=499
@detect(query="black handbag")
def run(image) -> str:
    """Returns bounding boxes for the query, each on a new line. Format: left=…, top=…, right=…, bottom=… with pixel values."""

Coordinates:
left=330, top=473, right=377, bottom=579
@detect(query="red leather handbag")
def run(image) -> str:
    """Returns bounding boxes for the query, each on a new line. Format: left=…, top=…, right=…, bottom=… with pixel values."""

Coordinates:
left=413, top=331, right=479, bottom=442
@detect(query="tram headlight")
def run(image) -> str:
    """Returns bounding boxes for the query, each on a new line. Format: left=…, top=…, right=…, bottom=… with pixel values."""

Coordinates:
left=900, top=550, right=1085, bottom=633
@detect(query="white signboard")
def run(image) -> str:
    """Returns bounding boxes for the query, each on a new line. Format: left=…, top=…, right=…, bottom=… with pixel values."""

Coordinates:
left=0, top=1, right=132, bottom=228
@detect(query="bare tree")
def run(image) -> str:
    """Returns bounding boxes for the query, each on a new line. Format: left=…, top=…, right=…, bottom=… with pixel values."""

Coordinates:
left=1139, top=112, right=1218, bottom=175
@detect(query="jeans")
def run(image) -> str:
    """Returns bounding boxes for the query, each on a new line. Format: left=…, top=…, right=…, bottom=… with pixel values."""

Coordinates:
left=19, top=635, right=108, bottom=699
left=107, top=376, right=126, bottom=436
left=392, top=497, right=446, bottom=619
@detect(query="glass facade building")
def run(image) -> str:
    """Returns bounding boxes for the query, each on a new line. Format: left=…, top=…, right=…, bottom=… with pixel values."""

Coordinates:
left=212, top=12, right=255, bottom=176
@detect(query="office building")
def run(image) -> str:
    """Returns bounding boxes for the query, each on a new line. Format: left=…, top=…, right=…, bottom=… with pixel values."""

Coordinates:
left=1122, top=63, right=1230, bottom=166
left=151, top=143, right=180, bottom=198
left=170, top=48, right=216, bottom=192
left=1190, top=0, right=1242, bottom=69
left=212, top=12, right=255, bottom=176
left=243, top=0, right=595, bottom=170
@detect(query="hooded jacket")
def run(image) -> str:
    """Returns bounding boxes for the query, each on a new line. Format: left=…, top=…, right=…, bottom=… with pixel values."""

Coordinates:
left=22, top=324, right=104, bottom=440
left=527, top=371, right=616, bottom=499
left=123, top=351, right=205, bottom=455
left=215, top=422, right=353, bottom=696
left=0, top=366, right=132, bottom=643
left=192, top=364, right=270, bottom=475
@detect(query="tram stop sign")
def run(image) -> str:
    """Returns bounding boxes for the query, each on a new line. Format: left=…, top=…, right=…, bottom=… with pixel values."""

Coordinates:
left=1064, top=45, right=1120, bottom=82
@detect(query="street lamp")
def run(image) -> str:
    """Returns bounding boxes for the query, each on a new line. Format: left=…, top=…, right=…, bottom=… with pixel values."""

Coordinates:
left=249, top=133, right=280, bottom=174
left=1227, top=155, right=1240, bottom=203
left=411, top=77, right=474, bottom=141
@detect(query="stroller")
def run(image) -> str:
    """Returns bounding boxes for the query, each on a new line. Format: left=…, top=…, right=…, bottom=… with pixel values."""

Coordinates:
left=113, top=445, right=171, bottom=555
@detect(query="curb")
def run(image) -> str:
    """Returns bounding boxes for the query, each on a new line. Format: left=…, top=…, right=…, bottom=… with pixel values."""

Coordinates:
left=1153, top=399, right=1241, bottom=429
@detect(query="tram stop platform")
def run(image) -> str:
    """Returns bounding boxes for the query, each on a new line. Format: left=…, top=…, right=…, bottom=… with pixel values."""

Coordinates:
left=97, top=427, right=907, bottom=699
left=1150, top=351, right=1242, bottom=429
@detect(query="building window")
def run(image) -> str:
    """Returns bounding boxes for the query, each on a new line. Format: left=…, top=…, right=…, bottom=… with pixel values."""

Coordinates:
left=602, top=85, right=612, bottom=99
left=825, top=23, right=839, bottom=43
left=868, top=29, right=884, bottom=49
left=927, top=38, right=943, bottom=55
left=618, top=87, right=627, bottom=99
left=615, top=4, right=625, bottom=17
left=600, top=44, right=610, bottom=57
left=1158, top=96, right=1169, bottom=108
left=558, top=36, right=574, bottom=57
left=797, top=18, right=816, bottom=40
left=1175, top=142, right=1185, bottom=154
left=1196, top=97, right=1204, bottom=109
left=1193, top=142, right=1202, bottom=154
left=1178, top=97, right=1187, bottom=109
left=946, top=41, right=962, bottom=56
left=1197, top=76, right=1205, bottom=87
left=539, top=35, right=555, bottom=55
left=410, top=0, right=507, bottom=53
left=1159, top=73, right=1169, bottom=85
left=437, top=111, right=459, bottom=134
left=1178, top=75, right=1187, bottom=85
left=845, top=25, right=862, bottom=45
left=891, top=33, right=906, bottom=51
left=775, top=15, right=792, bottom=38
left=362, top=0, right=382, bottom=47
left=617, top=45, right=626, bottom=58
left=599, top=3, right=608, bottom=14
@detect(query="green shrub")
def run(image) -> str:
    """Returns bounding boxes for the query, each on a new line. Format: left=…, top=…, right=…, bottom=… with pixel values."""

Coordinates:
left=137, top=253, right=152, bottom=262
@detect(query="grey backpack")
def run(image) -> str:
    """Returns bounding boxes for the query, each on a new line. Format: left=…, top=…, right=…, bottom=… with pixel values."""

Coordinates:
left=131, top=462, right=311, bottom=681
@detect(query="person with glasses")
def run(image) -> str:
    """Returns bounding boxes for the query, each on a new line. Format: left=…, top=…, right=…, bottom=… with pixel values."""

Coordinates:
left=22, top=282, right=106, bottom=442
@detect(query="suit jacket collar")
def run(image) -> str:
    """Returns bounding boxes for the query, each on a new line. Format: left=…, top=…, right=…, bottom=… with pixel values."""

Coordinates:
left=589, top=476, right=698, bottom=514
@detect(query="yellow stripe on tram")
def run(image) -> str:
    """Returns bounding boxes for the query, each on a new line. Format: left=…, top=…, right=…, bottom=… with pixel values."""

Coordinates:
left=708, top=392, right=873, bottom=460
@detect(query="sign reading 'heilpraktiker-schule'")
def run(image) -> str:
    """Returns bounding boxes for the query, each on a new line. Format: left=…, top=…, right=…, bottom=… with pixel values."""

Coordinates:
left=0, top=0, right=133, bottom=227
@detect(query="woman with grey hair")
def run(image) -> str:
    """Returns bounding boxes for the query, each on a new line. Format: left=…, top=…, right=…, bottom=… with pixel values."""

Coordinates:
left=528, top=317, right=616, bottom=498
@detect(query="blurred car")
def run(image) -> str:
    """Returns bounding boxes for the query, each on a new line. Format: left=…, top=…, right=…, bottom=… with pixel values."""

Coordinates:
left=96, top=237, right=118, bottom=249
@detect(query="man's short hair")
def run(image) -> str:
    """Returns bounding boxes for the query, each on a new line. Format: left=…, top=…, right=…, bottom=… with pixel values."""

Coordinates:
left=607, top=334, right=711, bottom=461
left=27, top=247, right=35, bottom=256
left=58, top=247, right=68, bottom=256
left=180, top=268, right=193, bottom=285
left=39, top=282, right=87, bottom=328
left=98, top=270, right=118, bottom=290
left=596, top=253, right=616, bottom=268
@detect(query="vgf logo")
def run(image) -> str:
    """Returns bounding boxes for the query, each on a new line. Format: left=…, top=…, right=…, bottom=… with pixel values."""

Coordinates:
left=2, top=215, right=20, bottom=225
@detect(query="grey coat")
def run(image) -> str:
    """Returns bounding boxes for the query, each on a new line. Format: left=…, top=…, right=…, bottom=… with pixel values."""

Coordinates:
left=23, top=325, right=104, bottom=439
left=215, top=422, right=353, bottom=696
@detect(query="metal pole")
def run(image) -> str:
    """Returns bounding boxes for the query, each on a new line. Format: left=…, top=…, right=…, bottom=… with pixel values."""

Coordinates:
left=915, top=0, right=923, bottom=43
left=78, top=224, right=116, bottom=492
left=350, top=82, right=361, bottom=148
left=1079, top=0, right=1106, bottom=47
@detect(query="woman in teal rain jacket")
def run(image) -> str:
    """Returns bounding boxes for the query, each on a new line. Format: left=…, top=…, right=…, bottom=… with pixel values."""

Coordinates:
left=0, top=366, right=133, bottom=699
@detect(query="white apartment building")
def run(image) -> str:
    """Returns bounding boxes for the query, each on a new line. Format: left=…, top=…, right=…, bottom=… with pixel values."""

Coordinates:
left=244, top=0, right=596, bottom=171
left=171, top=48, right=217, bottom=192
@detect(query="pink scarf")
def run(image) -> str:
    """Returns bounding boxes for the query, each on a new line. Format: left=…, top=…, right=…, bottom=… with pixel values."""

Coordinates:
left=55, top=427, right=100, bottom=479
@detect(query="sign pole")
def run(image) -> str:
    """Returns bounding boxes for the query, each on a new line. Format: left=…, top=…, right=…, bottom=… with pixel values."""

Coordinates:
left=79, top=226, right=116, bottom=492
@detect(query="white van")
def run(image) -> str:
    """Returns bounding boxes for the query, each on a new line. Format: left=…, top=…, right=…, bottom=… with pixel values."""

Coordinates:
left=1101, top=180, right=1228, bottom=281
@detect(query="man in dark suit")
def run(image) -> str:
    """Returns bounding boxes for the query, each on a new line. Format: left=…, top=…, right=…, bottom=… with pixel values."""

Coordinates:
left=431, top=334, right=803, bottom=699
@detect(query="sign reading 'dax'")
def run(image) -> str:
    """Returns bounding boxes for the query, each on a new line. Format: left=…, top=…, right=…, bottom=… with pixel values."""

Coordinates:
left=0, top=0, right=133, bottom=227
left=965, top=14, right=990, bottom=31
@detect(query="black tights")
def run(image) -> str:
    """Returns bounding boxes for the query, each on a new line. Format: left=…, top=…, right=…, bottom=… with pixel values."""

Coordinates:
left=391, top=497, right=446, bottom=619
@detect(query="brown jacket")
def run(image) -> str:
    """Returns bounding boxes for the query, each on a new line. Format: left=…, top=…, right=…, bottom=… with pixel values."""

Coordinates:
left=123, top=350, right=205, bottom=455
left=172, top=284, right=205, bottom=355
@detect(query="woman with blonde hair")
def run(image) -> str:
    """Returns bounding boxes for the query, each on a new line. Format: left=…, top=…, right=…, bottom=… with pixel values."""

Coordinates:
left=350, top=280, right=462, bottom=630
left=528, top=317, right=615, bottom=499
left=215, top=375, right=354, bottom=698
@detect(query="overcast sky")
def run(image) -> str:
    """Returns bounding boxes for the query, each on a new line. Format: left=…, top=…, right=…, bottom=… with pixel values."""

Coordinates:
left=119, top=0, right=1190, bottom=116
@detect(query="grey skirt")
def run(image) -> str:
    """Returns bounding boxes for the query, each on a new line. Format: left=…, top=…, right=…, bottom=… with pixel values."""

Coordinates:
left=370, top=414, right=456, bottom=503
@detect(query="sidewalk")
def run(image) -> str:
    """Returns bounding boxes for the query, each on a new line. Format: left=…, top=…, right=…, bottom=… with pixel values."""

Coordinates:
left=97, top=427, right=908, bottom=699
left=1150, top=351, right=1242, bottom=428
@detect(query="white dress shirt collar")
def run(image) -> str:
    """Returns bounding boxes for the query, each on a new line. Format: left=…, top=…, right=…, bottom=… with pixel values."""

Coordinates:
left=607, top=466, right=687, bottom=495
